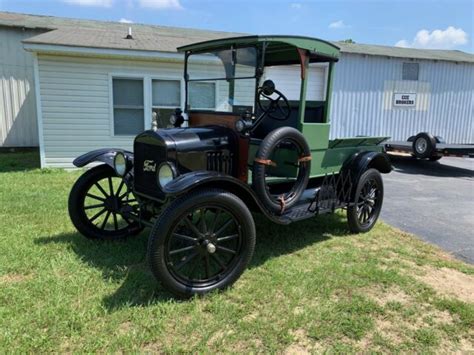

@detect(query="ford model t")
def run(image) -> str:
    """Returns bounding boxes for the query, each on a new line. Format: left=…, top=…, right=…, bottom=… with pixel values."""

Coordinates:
left=69, top=35, right=391, bottom=297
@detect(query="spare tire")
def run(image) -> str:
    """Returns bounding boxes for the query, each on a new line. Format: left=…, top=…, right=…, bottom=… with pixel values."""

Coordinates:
left=252, top=127, right=311, bottom=214
left=412, top=132, right=436, bottom=159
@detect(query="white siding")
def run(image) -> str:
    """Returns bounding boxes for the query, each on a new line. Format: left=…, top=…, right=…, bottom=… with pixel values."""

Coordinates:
left=0, top=28, right=43, bottom=147
left=38, top=54, right=187, bottom=167
left=37, top=54, right=325, bottom=168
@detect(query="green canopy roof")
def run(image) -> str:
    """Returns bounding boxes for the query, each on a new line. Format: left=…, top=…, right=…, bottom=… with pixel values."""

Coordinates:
left=178, top=35, right=340, bottom=65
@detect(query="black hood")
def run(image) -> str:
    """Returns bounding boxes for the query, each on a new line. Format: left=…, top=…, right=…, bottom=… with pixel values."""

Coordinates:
left=133, top=126, right=238, bottom=200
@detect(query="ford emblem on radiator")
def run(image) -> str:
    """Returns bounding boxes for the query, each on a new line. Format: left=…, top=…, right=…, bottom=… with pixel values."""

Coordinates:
left=143, top=160, right=156, bottom=172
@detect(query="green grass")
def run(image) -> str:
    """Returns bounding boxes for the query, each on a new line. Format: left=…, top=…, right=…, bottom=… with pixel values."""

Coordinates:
left=0, top=152, right=473, bottom=352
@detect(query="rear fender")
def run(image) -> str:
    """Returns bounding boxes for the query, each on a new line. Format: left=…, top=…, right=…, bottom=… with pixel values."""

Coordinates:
left=73, top=148, right=133, bottom=168
left=339, top=151, right=391, bottom=200
left=342, top=151, right=392, bottom=185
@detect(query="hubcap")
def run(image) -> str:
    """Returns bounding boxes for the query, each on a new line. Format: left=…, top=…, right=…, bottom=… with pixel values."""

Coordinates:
left=206, top=242, right=216, bottom=254
left=415, top=138, right=427, bottom=154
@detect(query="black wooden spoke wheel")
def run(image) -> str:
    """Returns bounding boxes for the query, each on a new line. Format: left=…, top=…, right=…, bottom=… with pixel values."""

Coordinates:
left=347, top=168, right=384, bottom=233
left=148, top=189, right=256, bottom=298
left=253, top=127, right=311, bottom=214
left=68, top=164, right=143, bottom=240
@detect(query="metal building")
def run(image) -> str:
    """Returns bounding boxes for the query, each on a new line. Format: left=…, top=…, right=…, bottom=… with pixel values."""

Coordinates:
left=0, top=11, right=473, bottom=159
left=331, top=44, right=474, bottom=143
left=0, top=25, right=45, bottom=147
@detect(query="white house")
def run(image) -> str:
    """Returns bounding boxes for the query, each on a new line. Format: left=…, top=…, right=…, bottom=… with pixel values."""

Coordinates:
left=1, top=12, right=472, bottom=166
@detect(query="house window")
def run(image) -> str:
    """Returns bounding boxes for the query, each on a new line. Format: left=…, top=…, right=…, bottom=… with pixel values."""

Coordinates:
left=189, top=82, right=216, bottom=110
left=112, top=78, right=144, bottom=135
left=402, top=62, right=419, bottom=81
left=152, top=79, right=181, bottom=127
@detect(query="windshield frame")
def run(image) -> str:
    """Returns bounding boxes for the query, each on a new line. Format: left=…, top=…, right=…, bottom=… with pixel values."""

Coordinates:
left=183, top=45, right=264, bottom=114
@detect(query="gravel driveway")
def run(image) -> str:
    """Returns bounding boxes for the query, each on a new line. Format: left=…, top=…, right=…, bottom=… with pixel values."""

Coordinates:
left=381, top=155, right=474, bottom=264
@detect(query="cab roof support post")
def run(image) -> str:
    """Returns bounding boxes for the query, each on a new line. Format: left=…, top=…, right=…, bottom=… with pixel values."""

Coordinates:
left=324, top=61, right=335, bottom=123
left=297, top=48, right=310, bottom=129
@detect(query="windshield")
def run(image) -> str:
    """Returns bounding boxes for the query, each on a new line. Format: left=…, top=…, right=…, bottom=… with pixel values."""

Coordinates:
left=186, top=47, right=258, bottom=114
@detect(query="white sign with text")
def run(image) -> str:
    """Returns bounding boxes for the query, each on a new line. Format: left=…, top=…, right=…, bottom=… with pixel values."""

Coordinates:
left=393, top=93, right=416, bottom=107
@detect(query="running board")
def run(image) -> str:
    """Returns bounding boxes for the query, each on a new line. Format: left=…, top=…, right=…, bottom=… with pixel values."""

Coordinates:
left=277, top=171, right=353, bottom=224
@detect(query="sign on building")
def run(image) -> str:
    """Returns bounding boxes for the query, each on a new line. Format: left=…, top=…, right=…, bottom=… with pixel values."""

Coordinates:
left=393, top=93, right=416, bottom=107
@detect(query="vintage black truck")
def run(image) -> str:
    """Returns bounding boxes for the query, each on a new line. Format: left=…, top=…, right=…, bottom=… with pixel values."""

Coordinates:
left=68, top=35, right=391, bottom=297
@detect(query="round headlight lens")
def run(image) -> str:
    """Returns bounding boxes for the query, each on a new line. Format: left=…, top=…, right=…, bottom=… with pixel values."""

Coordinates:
left=114, top=152, right=127, bottom=176
left=158, top=162, right=176, bottom=188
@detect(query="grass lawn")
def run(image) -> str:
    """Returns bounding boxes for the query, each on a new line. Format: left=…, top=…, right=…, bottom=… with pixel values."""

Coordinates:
left=0, top=152, right=473, bottom=352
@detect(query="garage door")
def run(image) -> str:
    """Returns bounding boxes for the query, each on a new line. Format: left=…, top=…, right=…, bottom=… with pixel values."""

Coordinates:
left=263, top=64, right=327, bottom=101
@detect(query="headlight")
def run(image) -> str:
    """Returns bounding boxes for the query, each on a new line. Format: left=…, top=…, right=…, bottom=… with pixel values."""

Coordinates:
left=113, top=152, right=127, bottom=176
left=157, top=162, right=176, bottom=188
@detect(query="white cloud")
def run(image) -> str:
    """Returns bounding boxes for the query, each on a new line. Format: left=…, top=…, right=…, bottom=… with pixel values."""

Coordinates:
left=62, top=0, right=112, bottom=6
left=329, top=20, right=349, bottom=29
left=395, top=26, right=468, bottom=49
left=138, top=0, right=183, bottom=10
left=119, top=18, right=133, bottom=23
left=290, top=3, right=302, bottom=9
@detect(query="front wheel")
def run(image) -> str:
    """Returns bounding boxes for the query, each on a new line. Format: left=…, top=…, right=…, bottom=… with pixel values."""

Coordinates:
left=68, top=164, right=143, bottom=240
left=347, top=169, right=384, bottom=233
left=147, top=188, right=256, bottom=298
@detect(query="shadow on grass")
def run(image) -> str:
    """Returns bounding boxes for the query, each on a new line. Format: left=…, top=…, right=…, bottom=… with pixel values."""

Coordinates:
left=35, top=212, right=350, bottom=310
left=0, top=151, right=40, bottom=172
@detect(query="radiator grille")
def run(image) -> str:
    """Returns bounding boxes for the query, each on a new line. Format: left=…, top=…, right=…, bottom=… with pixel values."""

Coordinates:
left=206, top=152, right=233, bottom=175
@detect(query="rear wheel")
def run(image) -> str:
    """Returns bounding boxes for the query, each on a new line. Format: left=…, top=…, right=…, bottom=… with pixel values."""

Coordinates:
left=147, top=189, right=256, bottom=298
left=347, top=169, right=384, bottom=233
left=68, top=164, right=143, bottom=240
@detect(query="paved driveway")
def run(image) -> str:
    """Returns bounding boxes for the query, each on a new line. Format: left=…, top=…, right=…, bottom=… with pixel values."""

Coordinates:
left=381, top=155, right=474, bottom=264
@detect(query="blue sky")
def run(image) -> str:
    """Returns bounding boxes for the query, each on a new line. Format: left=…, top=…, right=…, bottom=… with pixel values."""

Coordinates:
left=0, top=0, right=472, bottom=52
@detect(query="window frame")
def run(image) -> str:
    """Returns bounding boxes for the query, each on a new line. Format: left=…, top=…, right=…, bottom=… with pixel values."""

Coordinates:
left=109, top=73, right=185, bottom=137
left=109, top=74, right=146, bottom=137
left=402, top=62, right=420, bottom=81
left=151, top=76, right=185, bottom=111
left=187, top=81, right=218, bottom=111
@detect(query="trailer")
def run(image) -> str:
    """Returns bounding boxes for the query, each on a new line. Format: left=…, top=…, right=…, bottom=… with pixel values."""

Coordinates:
left=384, top=132, right=474, bottom=161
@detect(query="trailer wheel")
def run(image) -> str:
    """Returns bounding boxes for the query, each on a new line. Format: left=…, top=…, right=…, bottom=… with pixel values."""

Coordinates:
left=412, top=132, right=436, bottom=159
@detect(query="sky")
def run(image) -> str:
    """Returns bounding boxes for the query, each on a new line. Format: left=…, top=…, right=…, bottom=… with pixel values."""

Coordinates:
left=0, top=0, right=472, bottom=52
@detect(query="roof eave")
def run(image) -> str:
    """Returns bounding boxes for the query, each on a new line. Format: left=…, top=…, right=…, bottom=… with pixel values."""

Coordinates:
left=23, top=42, right=184, bottom=62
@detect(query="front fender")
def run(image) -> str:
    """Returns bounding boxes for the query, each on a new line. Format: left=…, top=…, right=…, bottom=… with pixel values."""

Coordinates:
left=162, top=170, right=288, bottom=224
left=163, top=171, right=250, bottom=196
left=73, top=148, right=133, bottom=168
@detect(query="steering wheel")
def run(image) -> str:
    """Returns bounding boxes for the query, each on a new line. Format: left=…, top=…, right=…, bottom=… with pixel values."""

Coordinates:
left=257, top=80, right=291, bottom=121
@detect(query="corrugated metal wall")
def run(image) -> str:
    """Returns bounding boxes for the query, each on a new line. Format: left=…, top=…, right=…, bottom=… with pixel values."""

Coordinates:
left=0, top=27, right=43, bottom=147
left=330, top=53, right=474, bottom=143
